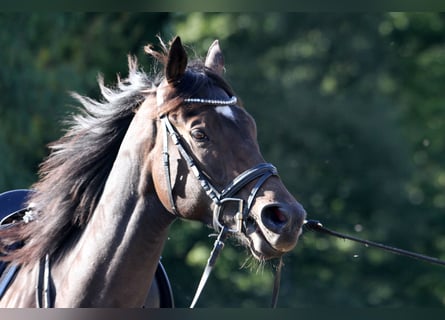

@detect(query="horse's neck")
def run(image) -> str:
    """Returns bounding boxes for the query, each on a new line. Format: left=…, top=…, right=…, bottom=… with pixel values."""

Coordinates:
left=52, top=106, right=174, bottom=307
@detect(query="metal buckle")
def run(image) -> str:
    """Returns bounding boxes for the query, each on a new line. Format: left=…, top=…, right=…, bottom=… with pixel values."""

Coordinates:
left=213, top=197, right=244, bottom=233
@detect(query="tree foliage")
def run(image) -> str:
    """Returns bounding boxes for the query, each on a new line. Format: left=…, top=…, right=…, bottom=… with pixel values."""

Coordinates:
left=1, top=12, right=445, bottom=307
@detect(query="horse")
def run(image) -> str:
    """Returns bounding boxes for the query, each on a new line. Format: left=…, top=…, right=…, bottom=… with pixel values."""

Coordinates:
left=0, top=36, right=306, bottom=307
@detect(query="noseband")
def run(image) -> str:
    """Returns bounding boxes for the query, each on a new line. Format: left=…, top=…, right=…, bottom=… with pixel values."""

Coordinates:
left=160, top=97, right=278, bottom=234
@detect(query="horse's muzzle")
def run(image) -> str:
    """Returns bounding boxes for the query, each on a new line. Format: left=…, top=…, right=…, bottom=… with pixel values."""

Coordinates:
left=246, top=201, right=306, bottom=260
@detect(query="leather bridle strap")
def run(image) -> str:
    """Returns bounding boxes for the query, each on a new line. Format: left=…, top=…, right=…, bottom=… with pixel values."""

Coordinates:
left=36, top=254, right=52, bottom=308
left=162, top=116, right=179, bottom=215
left=189, top=226, right=229, bottom=308
left=212, top=165, right=277, bottom=232
left=219, top=163, right=278, bottom=199
left=161, top=115, right=221, bottom=210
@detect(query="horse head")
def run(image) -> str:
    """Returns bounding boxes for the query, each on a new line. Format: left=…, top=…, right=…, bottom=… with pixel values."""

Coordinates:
left=148, top=37, right=306, bottom=260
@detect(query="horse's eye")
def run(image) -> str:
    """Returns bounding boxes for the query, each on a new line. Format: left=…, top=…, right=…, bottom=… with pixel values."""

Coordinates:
left=191, top=129, right=208, bottom=142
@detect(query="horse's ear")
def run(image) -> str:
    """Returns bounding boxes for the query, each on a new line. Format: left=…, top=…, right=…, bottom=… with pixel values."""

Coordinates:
left=166, top=36, right=187, bottom=85
left=205, top=40, right=225, bottom=76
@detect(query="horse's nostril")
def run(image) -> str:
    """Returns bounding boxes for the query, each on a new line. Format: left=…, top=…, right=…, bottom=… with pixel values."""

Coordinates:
left=272, top=207, right=288, bottom=223
left=261, top=205, right=290, bottom=232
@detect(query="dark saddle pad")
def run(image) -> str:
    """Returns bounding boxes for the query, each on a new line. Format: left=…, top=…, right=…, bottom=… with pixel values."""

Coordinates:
left=0, top=189, right=173, bottom=307
left=0, top=189, right=31, bottom=300
left=0, top=189, right=32, bottom=225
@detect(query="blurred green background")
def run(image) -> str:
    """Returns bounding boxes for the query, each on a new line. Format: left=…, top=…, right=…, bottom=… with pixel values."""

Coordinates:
left=1, top=12, right=445, bottom=307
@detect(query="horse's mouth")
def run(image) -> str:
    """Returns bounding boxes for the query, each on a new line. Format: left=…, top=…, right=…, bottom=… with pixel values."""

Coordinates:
left=219, top=201, right=304, bottom=260
left=243, top=216, right=288, bottom=260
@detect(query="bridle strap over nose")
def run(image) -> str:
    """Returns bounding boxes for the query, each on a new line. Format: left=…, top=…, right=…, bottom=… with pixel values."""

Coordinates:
left=220, top=163, right=278, bottom=199
left=212, top=164, right=278, bottom=232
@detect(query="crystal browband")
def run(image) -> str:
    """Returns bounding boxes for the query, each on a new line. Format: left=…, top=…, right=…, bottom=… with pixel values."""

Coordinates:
left=184, top=96, right=237, bottom=105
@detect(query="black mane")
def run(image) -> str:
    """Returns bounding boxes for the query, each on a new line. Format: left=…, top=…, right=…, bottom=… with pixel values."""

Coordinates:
left=0, top=57, right=153, bottom=264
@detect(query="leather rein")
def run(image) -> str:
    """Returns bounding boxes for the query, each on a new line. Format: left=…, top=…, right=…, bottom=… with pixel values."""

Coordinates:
left=160, top=96, right=283, bottom=308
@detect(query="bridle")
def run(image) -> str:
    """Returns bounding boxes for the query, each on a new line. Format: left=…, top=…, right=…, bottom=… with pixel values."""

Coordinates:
left=160, top=95, right=282, bottom=307
left=161, top=95, right=279, bottom=234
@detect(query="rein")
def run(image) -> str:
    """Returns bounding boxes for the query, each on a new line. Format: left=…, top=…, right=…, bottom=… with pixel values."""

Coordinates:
left=36, top=254, right=52, bottom=308
left=304, top=219, right=445, bottom=267
left=160, top=96, right=283, bottom=308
